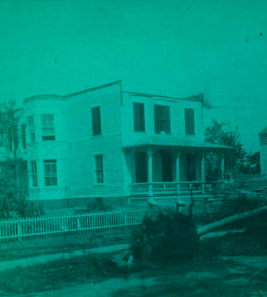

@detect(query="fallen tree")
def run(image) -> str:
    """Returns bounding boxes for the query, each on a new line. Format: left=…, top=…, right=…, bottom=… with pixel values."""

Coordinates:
left=197, top=205, right=267, bottom=236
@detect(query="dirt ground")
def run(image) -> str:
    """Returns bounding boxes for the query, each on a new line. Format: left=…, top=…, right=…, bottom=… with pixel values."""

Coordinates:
left=3, top=254, right=267, bottom=297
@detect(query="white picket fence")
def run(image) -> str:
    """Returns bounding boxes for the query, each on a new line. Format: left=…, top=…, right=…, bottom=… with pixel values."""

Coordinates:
left=0, top=207, right=147, bottom=242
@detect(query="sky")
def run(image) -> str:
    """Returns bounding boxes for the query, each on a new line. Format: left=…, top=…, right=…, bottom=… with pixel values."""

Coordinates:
left=0, top=0, right=267, bottom=152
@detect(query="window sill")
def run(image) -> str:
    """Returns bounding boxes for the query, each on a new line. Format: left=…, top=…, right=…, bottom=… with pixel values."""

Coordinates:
left=93, top=183, right=105, bottom=187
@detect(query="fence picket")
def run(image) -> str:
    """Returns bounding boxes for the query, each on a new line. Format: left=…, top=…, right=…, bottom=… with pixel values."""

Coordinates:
left=0, top=207, right=147, bottom=242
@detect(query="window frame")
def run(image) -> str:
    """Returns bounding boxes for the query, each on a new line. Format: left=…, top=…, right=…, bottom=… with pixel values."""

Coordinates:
left=154, top=104, right=171, bottom=134
left=91, top=106, right=102, bottom=136
left=30, top=161, right=38, bottom=188
left=43, top=159, right=57, bottom=186
left=94, top=154, right=104, bottom=184
left=41, top=114, right=55, bottom=141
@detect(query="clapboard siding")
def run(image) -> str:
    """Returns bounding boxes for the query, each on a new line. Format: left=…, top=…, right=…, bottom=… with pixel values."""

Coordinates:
left=66, top=82, right=125, bottom=198
left=121, top=92, right=204, bottom=147
left=23, top=96, right=68, bottom=201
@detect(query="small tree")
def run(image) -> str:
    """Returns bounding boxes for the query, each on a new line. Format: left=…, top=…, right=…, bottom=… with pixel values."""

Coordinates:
left=0, top=101, right=42, bottom=218
left=205, top=119, right=246, bottom=181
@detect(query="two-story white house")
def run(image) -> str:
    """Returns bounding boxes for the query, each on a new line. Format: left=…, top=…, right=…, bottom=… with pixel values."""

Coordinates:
left=23, top=81, right=230, bottom=211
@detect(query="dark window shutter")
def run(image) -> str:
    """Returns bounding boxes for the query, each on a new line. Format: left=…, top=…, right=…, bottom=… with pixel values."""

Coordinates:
left=139, top=104, right=145, bottom=131
left=164, top=106, right=171, bottom=134
left=154, top=105, right=160, bottom=133
left=133, top=103, right=145, bottom=132
left=92, top=107, right=101, bottom=135
left=185, top=108, right=195, bottom=135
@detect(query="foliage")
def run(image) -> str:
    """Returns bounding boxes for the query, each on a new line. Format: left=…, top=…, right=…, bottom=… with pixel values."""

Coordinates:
left=0, top=101, right=43, bottom=218
left=236, top=151, right=261, bottom=174
left=0, top=163, right=44, bottom=219
left=205, top=119, right=246, bottom=181
left=131, top=207, right=200, bottom=266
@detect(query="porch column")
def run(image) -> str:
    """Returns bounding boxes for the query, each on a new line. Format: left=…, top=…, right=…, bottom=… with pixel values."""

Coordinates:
left=201, top=152, right=205, bottom=194
left=221, top=151, right=225, bottom=190
left=175, top=150, right=180, bottom=195
left=147, top=148, right=154, bottom=203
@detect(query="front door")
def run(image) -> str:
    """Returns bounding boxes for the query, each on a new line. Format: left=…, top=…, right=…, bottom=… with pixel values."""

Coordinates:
left=186, top=154, right=196, bottom=181
left=161, top=151, right=173, bottom=182
left=135, top=152, right=147, bottom=183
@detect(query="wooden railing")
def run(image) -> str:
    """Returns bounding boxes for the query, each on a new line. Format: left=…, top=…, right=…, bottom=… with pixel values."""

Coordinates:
left=0, top=207, right=147, bottom=242
left=130, top=181, right=223, bottom=196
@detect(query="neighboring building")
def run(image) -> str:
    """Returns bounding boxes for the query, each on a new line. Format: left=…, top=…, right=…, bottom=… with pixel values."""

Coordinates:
left=259, top=126, right=267, bottom=175
left=22, top=81, right=230, bottom=210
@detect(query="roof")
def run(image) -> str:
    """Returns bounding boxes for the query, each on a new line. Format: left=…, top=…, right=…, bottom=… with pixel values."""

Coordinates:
left=123, top=138, right=233, bottom=150
left=259, top=126, right=267, bottom=135
left=123, top=91, right=203, bottom=103
left=24, top=94, right=64, bottom=103
left=23, top=80, right=203, bottom=105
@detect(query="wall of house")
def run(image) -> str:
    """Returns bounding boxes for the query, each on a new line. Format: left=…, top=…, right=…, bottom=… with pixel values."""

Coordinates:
left=24, top=96, right=68, bottom=202
left=66, top=82, right=126, bottom=202
left=260, top=133, right=267, bottom=175
left=121, top=92, right=204, bottom=147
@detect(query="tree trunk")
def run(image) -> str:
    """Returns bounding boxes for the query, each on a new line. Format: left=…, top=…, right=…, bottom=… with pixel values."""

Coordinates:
left=197, top=206, right=267, bottom=236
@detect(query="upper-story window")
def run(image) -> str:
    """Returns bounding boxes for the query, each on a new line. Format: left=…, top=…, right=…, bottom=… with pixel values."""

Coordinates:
left=27, top=116, right=35, bottom=142
left=43, top=159, right=57, bottom=186
left=92, top=106, right=102, bottom=136
left=21, top=124, right=26, bottom=149
left=185, top=108, right=195, bottom=136
left=41, top=114, right=55, bottom=141
left=133, top=102, right=145, bottom=132
left=154, top=105, right=171, bottom=134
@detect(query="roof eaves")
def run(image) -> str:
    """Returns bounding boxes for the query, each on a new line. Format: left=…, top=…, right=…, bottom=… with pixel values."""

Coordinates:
left=122, top=91, right=203, bottom=103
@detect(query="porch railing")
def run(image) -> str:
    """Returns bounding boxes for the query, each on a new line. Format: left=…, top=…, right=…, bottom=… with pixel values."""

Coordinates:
left=130, top=181, right=223, bottom=196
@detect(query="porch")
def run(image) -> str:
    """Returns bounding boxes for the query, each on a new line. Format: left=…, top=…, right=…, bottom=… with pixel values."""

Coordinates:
left=123, top=142, right=229, bottom=203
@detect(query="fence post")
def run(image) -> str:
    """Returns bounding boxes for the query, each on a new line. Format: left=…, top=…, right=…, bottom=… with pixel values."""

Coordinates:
left=17, top=222, right=22, bottom=240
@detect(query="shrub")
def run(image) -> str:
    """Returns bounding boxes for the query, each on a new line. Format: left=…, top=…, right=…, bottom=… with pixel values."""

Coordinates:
left=131, top=207, right=200, bottom=266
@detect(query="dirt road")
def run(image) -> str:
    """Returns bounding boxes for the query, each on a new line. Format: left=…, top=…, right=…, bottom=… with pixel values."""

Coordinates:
left=11, top=256, right=267, bottom=297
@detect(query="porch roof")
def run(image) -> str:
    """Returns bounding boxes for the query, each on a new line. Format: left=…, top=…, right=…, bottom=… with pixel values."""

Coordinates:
left=122, top=138, right=232, bottom=151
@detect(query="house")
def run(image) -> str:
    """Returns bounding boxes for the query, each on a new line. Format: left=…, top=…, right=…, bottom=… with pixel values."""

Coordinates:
left=259, top=126, right=267, bottom=175
left=23, top=81, right=230, bottom=211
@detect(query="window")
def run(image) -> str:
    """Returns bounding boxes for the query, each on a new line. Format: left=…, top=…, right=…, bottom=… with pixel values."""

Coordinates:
left=43, top=159, right=57, bottom=186
left=185, top=108, right=195, bottom=135
left=92, top=107, right=101, bottom=136
left=154, top=105, right=171, bottom=134
left=30, top=161, right=38, bottom=187
left=94, top=155, right=104, bottom=183
left=41, top=114, right=55, bottom=141
left=21, top=124, right=26, bottom=149
left=27, top=116, right=35, bottom=142
left=133, top=103, right=145, bottom=132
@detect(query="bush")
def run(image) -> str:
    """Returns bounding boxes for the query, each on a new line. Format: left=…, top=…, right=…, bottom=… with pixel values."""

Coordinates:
left=131, top=207, right=200, bottom=267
